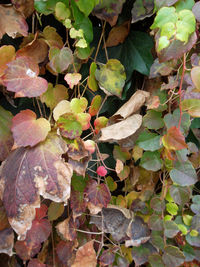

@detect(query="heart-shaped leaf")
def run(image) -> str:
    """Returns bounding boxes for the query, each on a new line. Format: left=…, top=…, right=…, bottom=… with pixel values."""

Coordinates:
left=64, top=73, right=82, bottom=89
left=76, top=113, right=91, bottom=130
left=94, top=116, right=108, bottom=134
left=70, top=97, right=88, bottom=113
left=89, top=95, right=102, bottom=116
left=48, top=47, right=73, bottom=73
left=2, top=56, right=48, bottom=98
left=95, top=59, right=126, bottom=98
left=57, top=113, right=82, bottom=139
left=11, top=110, right=51, bottom=147
left=162, top=126, right=188, bottom=150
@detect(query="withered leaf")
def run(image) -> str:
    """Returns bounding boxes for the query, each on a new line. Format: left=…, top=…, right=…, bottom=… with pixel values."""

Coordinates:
left=0, top=5, right=28, bottom=39
left=0, top=228, right=14, bottom=256
left=56, top=216, right=77, bottom=241
left=11, top=0, right=35, bottom=18
left=72, top=240, right=97, bottom=267
left=56, top=240, right=75, bottom=266
left=99, top=114, right=142, bottom=142
left=0, top=133, right=73, bottom=240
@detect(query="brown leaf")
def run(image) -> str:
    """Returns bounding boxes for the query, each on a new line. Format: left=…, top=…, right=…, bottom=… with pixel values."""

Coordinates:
left=28, top=259, right=47, bottom=267
left=0, top=133, right=73, bottom=240
left=162, top=126, right=188, bottom=151
left=56, top=216, right=77, bottom=241
left=99, top=114, right=142, bottom=142
left=105, top=21, right=129, bottom=48
left=113, top=90, right=150, bottom=119
left=70, top=189, right=87, bottom=218
left=72, top=240, right=97, bottom=267
left=17, top=35, right=48, bottom=64
left=56, top=240, right=75, bottom=266
left=11, top=0, right=35, bottom=18
left=0, top=5, right=28, bottom=39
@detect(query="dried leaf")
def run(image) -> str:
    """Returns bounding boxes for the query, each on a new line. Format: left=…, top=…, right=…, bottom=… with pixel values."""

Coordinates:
left=11, top=0, right=35, bottom=18
left=2, top=56, right=48, bottom=98
left=53, top=100, right=71, bottom=121
left=113, top=90, right=150, bottom=119
left=11, top=110, right=51, bottom=147
left=99, top=114, right=142, bottom=142
left=0, top=134, right=73, bottom=239
left=56, top=240, right=75, bottom=266
left=72, top=240, right=97, bottom=267
left=131, top=0, right=154, bottom=23
left=56, top=216, right=77, bottom=241
left=105, top=21, right=129, bottom=48
left=0, top=228, right=14, bottom=256
left=43, top=26, right=63, bottom=49
left=0, top=5, right=28, bottom=39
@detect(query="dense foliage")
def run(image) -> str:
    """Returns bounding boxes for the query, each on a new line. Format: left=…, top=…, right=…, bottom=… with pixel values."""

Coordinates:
left=0, top=0, right=200, bottom=266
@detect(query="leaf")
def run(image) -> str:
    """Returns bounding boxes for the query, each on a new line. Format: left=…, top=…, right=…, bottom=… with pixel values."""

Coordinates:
left=181, top=99, right=200, bottom=117
left=162, top=126, right=188, bottom=151
left=100, top=249, right=115, bottom=266
left=70, top=189, right=87, bottom=216
left=148, top=215, right=164, bottom=231
left=70, top=97, right=88, bottom=113
left=56, top=216, right=77, bottom=241
left=150, top=231, right=165, bottom=250
left=64, top=73, right=82, bottom=89
left=0, top=106, right=14, bottom=161
left=117, top=165, right=130, bottom=181
left=28, top=259, right=46, bottom=267
left=0, top=45, right=15, bottom=77
left=149, top=254, right=165, bottom=267
left=11, top=0, right=35, bottom=18
left=113, top=90, right=150, bottom=119
left=143, top=110, right=164, bottom=130
left=132, top=242, right=157, bottom=266
left=175, top=0, right=195, bottom=12
left=154, top=0, right=178, bottom=9
left=0, top=5, right=28, bottom=39
left=0, top=134, right=73, bottom=239
left=170, top=160, right=197, bottom=186
left=94, top=116, right=108, bottom=134
left=16, top=37, right=48, bottom=65
left=87, top=62, right=99, bottom=92
left=85, top=180, right=111, bottom=213
left=150, top=197, right=165, bottom=213
left=105, top=176, right=117, bottom=192
left=48, top=47, right=73, bottom=73
left=40, top=83, right=68, bottom=110
left=191, top=66, right=200, bottom=91
left=131, top=0, right=154, bottom=24
left=191, top=195, right=200, bottom=214
left=115, top=159, right=124, bottom=174
left=89, top=95, right=102, bottom=116
left=162, top=246, right=185, bottom=267
left=14, top=204, right=51, bottom=260
left=55, top=2, right=71, bottom=21
left=11, top=110, right=51, bottom=147
left=2, top=56, right=48, bottom=98
left=75, top=0, right=96, bottom=16
left=84, top=140, right=95, bottom=154
left=113, top=145, right=131, bottom=162
left=164, top=220, right=179, bottom=238
left=136, top=130, right=162, bottom=151
left=105, top=21, right=129, bottom=48
left=140, top=151, right=162, bottom=171
left=72, top=240, right=97, bottom=267
left=192, top=2, right=200, bottom=22
left=93, top=0, right=126, bottom=26
left=34, top=0, right=67, bottom=15
left=56, top=240, right=75, bottom=266
left=43, top=26, right=63, bottom=48
left=95, top=59, right=126, bottom=98
left=53, top=100, right=71, bottom=121
left=48, top=202, right=65, bottom=221
left=169, top=185, right=190, bottom=206
left=90, top=205, right=132, bottom=242
left=99, top=114, right=142, bottom=142
left=76, top=113, right=91, bottom=130
left=0, top=228, right=14, bottom=257
left=163, top=108, right=191, bottom=135
left=57, top=113, right=82, bottom=139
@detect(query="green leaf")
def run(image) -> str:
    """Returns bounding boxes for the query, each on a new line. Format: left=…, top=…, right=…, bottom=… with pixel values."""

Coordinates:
left=164, top=108, right=191, bottom=135
left=132, top=243, right=157, bottom=266
left=162, top=246, right=185, bottom=267
left=49, top=47, right=73, bottom=73
left=75, top=0, right=96, bottom=17
left=186, top=233, right=200, bottom=247
left=164, top=220, right=179, bottom=238
left=105, top=176, right=117, bottom=192
left=177, top=224, right=188, bottom=235
left=136, top=131, right=162, bottom=151
left=87, top=62, right=98, bottom=91
left=57, top=113, right=82, bottom=139
left=181, top=99, right=200, bottom=117
left=149, top=215, right=164, bottom=231
left=71, top=173, right=88, bottom=192
left=131, top=0, right=154, bottom=24
left=150, top=231, right=165, bottom=250
left=169, top=185, right=190, bottom=205
left=149, top=254, right=165, bottom=267
left=140, top=151, right=162, bottom=171
left=151, top=7, right=178, bottom=29
left=95, top=59, right=126, bottom=98
left=191, top=195, right=200, bottom=214
left=55, top=2, right=71, bottom=21
left=113, top=145, right=131, bottom=162
left=166, top=202, right=179, bottom=215
left=175, top=0, right=195, bottom=12
left=150, top=197, right=165, bottom=213
left=158, top=36, right=170, bottom=52
left=34, top=0, right=68, bottom=15
left=170, top=160, right=197, bottom=186
left=89, top=95, right=102, bottom=116
left=70, top=97, right=88, bottom=113
left=143, top=110, right=164, bottom=130
left=48, top=202, right=64, bottom=221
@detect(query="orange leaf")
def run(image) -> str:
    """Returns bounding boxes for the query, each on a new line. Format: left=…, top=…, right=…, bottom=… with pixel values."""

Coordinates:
left=104, top=21, right=130, bottom=48
left=11, top=109, right=51, bottom=147
left=162, top=126, right=187, bottom=151
left=0, top=45, right=15, bottom=77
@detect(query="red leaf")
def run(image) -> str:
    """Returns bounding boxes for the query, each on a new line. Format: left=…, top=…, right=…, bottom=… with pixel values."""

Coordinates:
left=2, top=56, right=48, bottom=98
left=70, top=189, right=87, bottom=217
left=11, top=110, right=51, bottom=147
left=35, top=204, right=48, bottom=221
left=56, top=240, right=75, bottom=266
left=97, top=166, right=107, bottom=176
left=28, top=259, right=47, bottom=267
left=162, top=126, right=188, bottom=151
left=0, top=5, right=28, bottom=39
left=0, top=134, right=73, bottom=240
left=85, top=180, right=111, bottom=213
